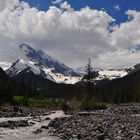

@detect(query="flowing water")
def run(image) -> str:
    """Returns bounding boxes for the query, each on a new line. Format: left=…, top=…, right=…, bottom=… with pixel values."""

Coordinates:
left=0, top=110, right=65, bottom=140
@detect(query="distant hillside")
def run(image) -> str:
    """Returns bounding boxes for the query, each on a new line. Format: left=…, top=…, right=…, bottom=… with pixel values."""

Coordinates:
left=96, top=69, right=140, bottom=103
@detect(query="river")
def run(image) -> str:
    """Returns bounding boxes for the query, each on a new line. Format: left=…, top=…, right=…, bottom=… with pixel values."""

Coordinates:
left=0, top=110, right=65, bottom=140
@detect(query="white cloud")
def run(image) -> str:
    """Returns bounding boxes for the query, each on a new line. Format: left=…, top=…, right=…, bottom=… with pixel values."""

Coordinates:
left=114, top=4, right=120, bottom=11
left=0, top=0, right=140, bottom=69
left=52, top=0, right=62, bottom=4
left=95, top=49, right=140, bottom=69
left=60, top=1, right=73, bottom=11
left=110, top=10, right=140, bottom=50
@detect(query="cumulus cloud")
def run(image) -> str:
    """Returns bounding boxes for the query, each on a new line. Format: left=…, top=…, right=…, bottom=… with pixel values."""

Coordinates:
left=0, top=0, right=140, bottom=69
left=95, top=49, right=140, bottom=69
left=110, top=10, right=140, bottom=49
left=0, top=0, right=19, bottom=11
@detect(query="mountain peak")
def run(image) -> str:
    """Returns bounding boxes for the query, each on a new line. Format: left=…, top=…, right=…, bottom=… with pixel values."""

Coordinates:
left=5, top=44, right=80, bottom=84
left=19, top=44, right=42, bottom=61
left=19, top=43, right=33, bottom=51
left=19, top=43, right=79, bottom=76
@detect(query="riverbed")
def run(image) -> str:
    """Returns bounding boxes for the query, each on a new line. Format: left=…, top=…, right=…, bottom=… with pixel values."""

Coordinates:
left=0, top=110, right=65, bottom=140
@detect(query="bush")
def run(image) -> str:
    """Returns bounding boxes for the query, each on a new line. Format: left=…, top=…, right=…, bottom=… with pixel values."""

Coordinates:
left=13, top=96, right=24, bottom=105
left=67, top=97, right=81, bottom=110
left=13, top=96, right=63, bottom=108
left=80, top=97, right=107, bottom=110
left=28, top=98, right=63, bottom=108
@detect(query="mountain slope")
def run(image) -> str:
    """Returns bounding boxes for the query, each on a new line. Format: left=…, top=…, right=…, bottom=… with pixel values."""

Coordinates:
left=95, top=68, right=140, bottom=103
left=97, top=69, right=128, bottom=80
left=19, top=44, right=78, bottom=76
left=75, top=63, right=140, bottom=81
left=0, top=67, right=9, bottom=80
left=12, top=67, right=57, bottom=88
left=5, top=44, right=80, bottom=84
left=75, top=66, right=128, bottom=81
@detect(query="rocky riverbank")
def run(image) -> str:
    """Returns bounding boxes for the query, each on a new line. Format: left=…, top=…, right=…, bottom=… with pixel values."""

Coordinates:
left=0, top=107, right=64, bottom=140
left=48, top=105, right=140, bottom=140
left=0, top=105, right=140, bottom=140
left=0, top=106, right=53, bottom=117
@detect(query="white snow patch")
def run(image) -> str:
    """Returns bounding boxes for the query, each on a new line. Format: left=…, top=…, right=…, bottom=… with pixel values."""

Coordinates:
left=43, top=68, right=81, bottom=84
left=98, top=70, right=128, bottom=80
left=9, top=59, right=41, bottom=75
left=7, top=59, right=80, bottom=84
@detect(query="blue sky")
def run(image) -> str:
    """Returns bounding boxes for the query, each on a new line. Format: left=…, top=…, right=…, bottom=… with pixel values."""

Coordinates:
left=23, top=0, right=140, bottom=24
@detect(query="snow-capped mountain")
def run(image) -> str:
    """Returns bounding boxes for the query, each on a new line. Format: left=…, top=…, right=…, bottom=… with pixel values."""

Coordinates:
left=126, top=63, right=140, bottom=74
left=5, top=44, right=80, bottom=84
left=75, top=66, right=128, bottom=80
left=1, top=43, right=140, bottom=84
left=6, top=59, right=53, bottom=80
left=19, top=44, right=79, bottom=76
left=75, top=64, right=140, bottom=81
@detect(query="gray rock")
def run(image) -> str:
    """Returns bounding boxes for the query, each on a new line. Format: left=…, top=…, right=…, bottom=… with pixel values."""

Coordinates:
left=96, top=133, right=105, bottom=140
left=47, top=105, right=140, bottom=140
left=115, top=136, right=123, bottom=140
left=41, top=125, right=48, bottom=129
left=0, top=120, right=32, bottom=129
left=33, top=128, right=42, bottom=134
left=132, top=135, right=140, bottom=140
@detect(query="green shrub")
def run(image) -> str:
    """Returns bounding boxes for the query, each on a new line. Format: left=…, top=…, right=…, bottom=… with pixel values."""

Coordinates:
left=13, top=96, right=24, bottom=105
left=28, top=98, right=63, bottom=107
left=13, top=96, right=63, bottom=107
left=80, top=97, right=107, bottom=110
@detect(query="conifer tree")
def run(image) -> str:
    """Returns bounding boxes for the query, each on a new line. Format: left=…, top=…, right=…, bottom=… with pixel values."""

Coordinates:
left=82, top=58, right=96, bottom=97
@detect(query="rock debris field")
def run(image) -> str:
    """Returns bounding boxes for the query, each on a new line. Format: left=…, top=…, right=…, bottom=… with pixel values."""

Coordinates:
left=0, top=105, right=140, bottom=140
left=48, top=105, right=140, bottom=140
